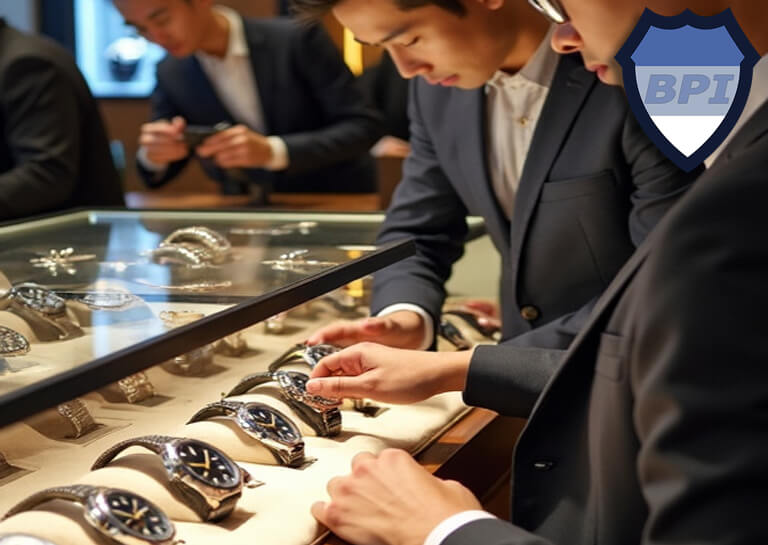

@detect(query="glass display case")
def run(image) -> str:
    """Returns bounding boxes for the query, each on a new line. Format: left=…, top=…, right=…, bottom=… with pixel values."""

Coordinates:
left=0, top=209, right=415, bottom=426
left=0, top=209, right=501, bottom=545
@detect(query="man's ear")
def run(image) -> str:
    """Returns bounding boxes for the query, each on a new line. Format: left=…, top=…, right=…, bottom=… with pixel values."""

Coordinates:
left=473, top=0, right=505, bottom=11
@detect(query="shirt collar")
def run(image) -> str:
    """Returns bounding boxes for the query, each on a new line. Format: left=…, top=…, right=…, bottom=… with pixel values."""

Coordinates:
left=487, top=25, right=558, bottom=90
left=196, top=5, right=249, bottom=62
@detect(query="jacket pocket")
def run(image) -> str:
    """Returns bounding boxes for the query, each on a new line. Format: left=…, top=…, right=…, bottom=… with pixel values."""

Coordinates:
left=540, top=170, right=615, bottom=202
left=594, top=332, right=627, bottom=381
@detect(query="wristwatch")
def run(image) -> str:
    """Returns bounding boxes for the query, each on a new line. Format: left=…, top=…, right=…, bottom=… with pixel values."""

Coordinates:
left=225, top=371, right=342, bottom=436
left=161, top=226, right=231, bottom=257
left=0, top=283, right=82, bottom=342
left=0, top=535, right=58, bottom=545
left=438, top=319, right=473, bottom=351
left=3, top=484, right=178, bottom=545
left=92, top=435, right=251, bottom=521
left=187, top=400, right=305, bottom=467
left=442, top=310, right=501, bottom=339
left=267, top=343, right=339, bottom=372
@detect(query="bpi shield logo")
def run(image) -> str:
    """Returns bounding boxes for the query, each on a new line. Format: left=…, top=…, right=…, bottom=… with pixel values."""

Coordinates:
left=616, top=9, right=759, bottom=171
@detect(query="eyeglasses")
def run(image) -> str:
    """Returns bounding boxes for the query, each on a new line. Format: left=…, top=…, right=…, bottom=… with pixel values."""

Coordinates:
left=528, top=0, right=569, bottom=24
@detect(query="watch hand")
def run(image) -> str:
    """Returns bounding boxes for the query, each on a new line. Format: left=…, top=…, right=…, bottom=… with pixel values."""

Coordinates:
left=203, top=448, right=211, bottom=470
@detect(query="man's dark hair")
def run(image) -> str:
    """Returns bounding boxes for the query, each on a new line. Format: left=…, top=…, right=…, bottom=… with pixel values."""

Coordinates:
left=291, top=0, right=466, bottom=21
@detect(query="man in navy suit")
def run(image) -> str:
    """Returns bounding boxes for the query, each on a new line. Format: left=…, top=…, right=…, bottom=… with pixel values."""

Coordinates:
left=302, top=0, right=699, bottom=366
left=114, top=0, right=382, bottom=199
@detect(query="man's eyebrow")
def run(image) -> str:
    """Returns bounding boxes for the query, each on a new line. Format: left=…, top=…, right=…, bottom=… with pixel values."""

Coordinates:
left=123, top=7, right=168, bottom=27
left=353, top=25, right=411, bottom=47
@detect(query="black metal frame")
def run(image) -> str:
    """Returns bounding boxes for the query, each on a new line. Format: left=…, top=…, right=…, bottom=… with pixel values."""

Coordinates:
left=0, top=237, right=414, bottom=428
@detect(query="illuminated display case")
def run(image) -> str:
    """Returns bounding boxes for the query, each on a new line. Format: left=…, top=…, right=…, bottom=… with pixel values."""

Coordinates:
left=0, top=209, right=506, bottom=545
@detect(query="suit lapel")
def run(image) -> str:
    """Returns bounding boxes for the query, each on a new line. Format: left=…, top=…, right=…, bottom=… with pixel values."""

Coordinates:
left=714, top=99, right=768, bottom=167
left=243, top=22, right=274, bottom=133
left=454, top=89, right=511, bottom=249
left=175, top=56, right=233, bottom=124
left=509, top=54, right=597, bottom=282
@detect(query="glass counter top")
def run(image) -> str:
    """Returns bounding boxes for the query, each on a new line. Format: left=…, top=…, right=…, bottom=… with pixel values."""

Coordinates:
left=0, top=209, right=420, bottom=427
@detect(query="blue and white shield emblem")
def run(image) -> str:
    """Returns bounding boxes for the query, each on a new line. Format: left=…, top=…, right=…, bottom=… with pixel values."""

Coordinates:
left=616, top=9, right=759, bottom=171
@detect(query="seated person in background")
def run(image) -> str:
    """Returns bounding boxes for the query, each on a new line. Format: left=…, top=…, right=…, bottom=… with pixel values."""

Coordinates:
left=0, top=19, right=124, bottom=221
left=357, top=51, right=411, bottom=158
left=114, top=0, right=383, bottom=200
left=301, top=0, right=699, bottom=361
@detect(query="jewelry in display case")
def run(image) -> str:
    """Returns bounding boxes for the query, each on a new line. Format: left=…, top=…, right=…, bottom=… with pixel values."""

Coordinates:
left=56, top=399, right=98, bottom=439
left=187, top=401, right=305, bottom=467
left=0, top=283, right=82, bottom=342
left=3, top=485, right=179, bottom=545
left=92, top=435, right=259, bottom=521
left=225, top=370, right=342, bottom=437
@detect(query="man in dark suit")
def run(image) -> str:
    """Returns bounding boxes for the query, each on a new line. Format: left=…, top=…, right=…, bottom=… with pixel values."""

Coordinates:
left=304, top=0, right=697, bottom=359
left=299, top=1, right=768, bottom=544
left=0, top=19, right=124, bottom=221
left=113, top=0, right=382, bottom=197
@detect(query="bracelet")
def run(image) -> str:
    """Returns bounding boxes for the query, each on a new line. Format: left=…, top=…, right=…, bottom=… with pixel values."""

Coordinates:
left=116, top=372, right=155, bottom=403
left=57, top=399, right=98, bottom=439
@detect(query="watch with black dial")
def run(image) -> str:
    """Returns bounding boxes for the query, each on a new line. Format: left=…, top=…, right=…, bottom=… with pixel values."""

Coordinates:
left=3, top=484, right=178, bottom=545
left=437, top=319, right=473, bottom=351
left=187, top=401, right=304, bottom=467
left=92, top=435, right=253, bottom=521
left=267, top=343, right=340, bottom=372
left=225, top=371, right=342, bottom=436
left=0, top=283, right=82, bottom=341
left=442, top=309, right=501, bottom=339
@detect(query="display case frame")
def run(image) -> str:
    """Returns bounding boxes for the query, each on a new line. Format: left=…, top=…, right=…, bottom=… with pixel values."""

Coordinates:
left=0, top=208, right=417, bottom=428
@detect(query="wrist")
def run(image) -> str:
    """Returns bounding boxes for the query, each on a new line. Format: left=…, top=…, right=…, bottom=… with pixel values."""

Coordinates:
left=428, top=349, right=472, bottom=395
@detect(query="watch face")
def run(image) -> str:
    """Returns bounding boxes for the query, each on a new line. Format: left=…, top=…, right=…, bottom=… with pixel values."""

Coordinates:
left=174, top=439, right=240, bottom=489
left=97, top=491, right=174, bottom=542
left=245, top=404, right=301, bottom=444
left=278, top=371, right=342, bottom=410
left=303, top=344, right=340, bottom=368
left=12, top=283, right=65, bottom=315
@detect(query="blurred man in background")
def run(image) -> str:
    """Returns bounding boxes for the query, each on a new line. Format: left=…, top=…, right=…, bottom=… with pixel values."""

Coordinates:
left=0, top=19, right=124, bottom=221
left=114, top=0, right=383, bottom=202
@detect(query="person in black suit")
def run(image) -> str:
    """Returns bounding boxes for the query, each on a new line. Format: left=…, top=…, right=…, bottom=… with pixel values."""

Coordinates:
left=113, top=0, right=382, bottom=198
left=298, top=1, right=768, bottom=545
left=0, top=19, right=124, bottom=221
left=304, top=0, right=698, bottom=363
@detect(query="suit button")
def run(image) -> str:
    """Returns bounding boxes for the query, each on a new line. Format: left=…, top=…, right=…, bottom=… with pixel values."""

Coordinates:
left=520, top=305, right=540, bottom=321
left=533, top=460, right=556, bottom=471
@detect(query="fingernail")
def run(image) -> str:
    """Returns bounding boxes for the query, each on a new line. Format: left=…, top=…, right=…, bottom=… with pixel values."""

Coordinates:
left=306, top=379, right=320, bottom=393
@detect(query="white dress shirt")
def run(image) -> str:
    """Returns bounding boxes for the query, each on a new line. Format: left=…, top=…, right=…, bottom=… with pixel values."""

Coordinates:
left=378, top=29, right=559, bottom=349
left=139, top=5, right=288, bottom=172
left=706, top=53, right=768, bottom=167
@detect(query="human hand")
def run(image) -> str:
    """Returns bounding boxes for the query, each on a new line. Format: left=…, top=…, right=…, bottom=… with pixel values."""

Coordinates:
left=306, top=342, right=471, bottom=404
left=456, top=300, right=502, bottom=332
left=370, top=136, right=411, bottom=158
left=306, top=310, right=428, bottom=349
left=139, top=116, right=188, bottom=165
left=312, top=449, right=482, bottom=545
left=195, top=124, right=273, bottom=168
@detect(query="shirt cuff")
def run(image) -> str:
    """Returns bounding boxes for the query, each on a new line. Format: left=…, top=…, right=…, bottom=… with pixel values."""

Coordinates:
left=424, top=510, right=496, bottom=545
left=376, top=303, right=434, bottom=350
left=136, top=146, right=169, bottom=174
left=264, top=136, right=289, bottom=170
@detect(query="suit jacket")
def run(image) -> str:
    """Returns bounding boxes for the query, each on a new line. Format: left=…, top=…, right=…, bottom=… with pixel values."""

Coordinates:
left=371, top=53, right=698, bottom=356
left=0, top=20, right=124, bottom=220
left=139, top=17, right=382, bottom=194
left=452, top=101, right=768, bottom=545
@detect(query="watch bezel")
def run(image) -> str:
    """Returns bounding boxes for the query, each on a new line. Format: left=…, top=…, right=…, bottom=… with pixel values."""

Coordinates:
left=237, top=403, right=303, bottom=447
left=164, top=439, right=241, bottom=491
left=85, top=488, right=175, bottom=544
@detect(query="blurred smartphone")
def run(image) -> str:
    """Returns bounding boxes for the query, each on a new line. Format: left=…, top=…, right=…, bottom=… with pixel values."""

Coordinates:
left=183, top=122, right=229, bottom=149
